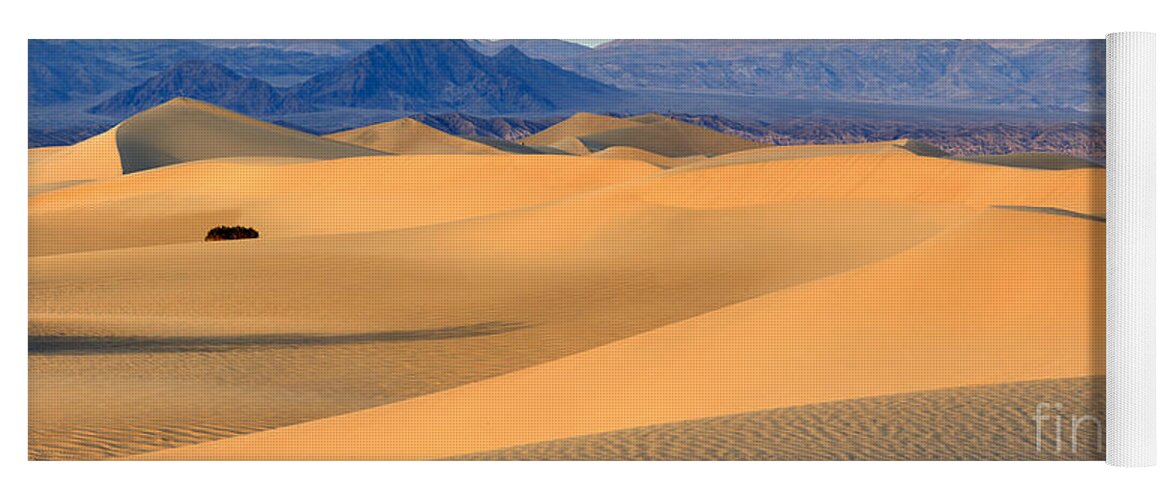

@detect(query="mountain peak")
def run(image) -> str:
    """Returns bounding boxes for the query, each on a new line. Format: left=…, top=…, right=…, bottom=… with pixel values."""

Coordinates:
left=494, top=45, right=527, bottom=59
left=89, top=59, right=313, bottom=118
left=292, top=39, right=618, bottom=114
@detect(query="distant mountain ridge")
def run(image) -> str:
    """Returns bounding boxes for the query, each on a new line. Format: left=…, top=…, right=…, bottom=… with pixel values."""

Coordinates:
left=29, top=40, right=134, bottom=105
left=467, top=39, right=591, bottom=59
left=89, top=60, right=315, bottom=118
left=30, top=39, right=1104, bottom=116
left=290, top=40, right=618, bottom=114
left=538, top=39, right=1105, bottom=112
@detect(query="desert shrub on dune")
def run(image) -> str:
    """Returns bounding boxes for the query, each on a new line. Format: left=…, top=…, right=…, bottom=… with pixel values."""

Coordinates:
left=205, top=226, right=259, bottom=242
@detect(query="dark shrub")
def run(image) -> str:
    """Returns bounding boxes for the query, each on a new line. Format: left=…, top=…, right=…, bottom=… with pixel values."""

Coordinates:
left=205, top=226, right=259, bottom=242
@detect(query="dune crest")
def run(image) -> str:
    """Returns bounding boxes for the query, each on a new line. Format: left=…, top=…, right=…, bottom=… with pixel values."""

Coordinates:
left=326, top=118, right=506, bottom=155
left=518, top=112, right=635, bottom=150
left=30, top=154, right=661, bottom=256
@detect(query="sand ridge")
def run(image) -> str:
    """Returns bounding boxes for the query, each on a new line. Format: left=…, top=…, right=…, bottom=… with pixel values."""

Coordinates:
left=28, top=99, right=1104, bottom=460
left=518, top=112, right=637, bottom=150
left=30, top=154, right=661, bottom=257
left=326, top=118, right=508, bottom=155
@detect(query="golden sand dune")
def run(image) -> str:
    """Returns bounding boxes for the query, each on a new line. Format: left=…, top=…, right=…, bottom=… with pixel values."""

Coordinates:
left=30, top=154, right=659, bottom=257
left=34, top=197, right=965, bottom=460
left=138, top=204, right=1102, bottom=459
left=577, top=118, right=767, bottom=157
left=28, top=99, right=381, bottom=190
left=518, top=112, right=766, bottom=158
left=29, top=133, right=1103, bottom=460
left=115, top=98, right=382, bottom=172
left=625, top=113, right=672, bottom=124
left=28, top=128, right=123, bottom=187
left=641, top=150, right=1104, bottom=217
left=518, top=112, right=636, bottom=150
left=588, top=146, right=706, bottom=169
left=326, top=118, right=508, bottom=155
left=459, top=377, right=1105, bottom=460
left=32, top=151, right=991, bottom=459
left=682, top=139, right=936, bottom=169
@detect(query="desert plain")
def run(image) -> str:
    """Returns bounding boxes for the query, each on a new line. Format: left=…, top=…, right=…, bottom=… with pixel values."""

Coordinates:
left=29, top=98, right=1104, bottom=460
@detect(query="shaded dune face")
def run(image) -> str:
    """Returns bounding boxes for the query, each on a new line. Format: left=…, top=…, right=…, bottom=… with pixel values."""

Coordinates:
left=114, top=98, right=382, bottom=173
left=576, top=119, right=767, bottom=157
left=325, top=118, right=506, bottom=155
left=518, top=112, right=636, bottom=149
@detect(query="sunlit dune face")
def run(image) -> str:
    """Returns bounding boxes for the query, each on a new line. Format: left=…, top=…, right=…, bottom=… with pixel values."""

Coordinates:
left=28, top=100, right=1104, bottom=461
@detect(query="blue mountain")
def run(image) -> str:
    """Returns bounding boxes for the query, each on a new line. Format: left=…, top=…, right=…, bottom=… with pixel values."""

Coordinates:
left=290, top=39, right=619, bottom=114
left=89, top=60, right=315, bottom=118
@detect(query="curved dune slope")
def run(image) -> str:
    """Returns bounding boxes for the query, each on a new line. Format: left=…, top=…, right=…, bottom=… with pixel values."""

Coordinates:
left=641, top=150, right=1103, bottom=217
left=326, top=118, right=507, bottom=155
left=27, top=99, right=382, bottom=189
left=116, top=98, right=382, bottom=173
left=518, top=112, right=636, bottom=149
left=32, top=152, right=986, bottom=460
left=460, top=377, right=1105, bottom=461
left=684, top=139, right=929, bottom=169
left=28, top=128, right=123, bottom=187
left=140, top=201, right=1103, bottom=459
left=30, top=146, right=1103, bottom=460
left=577, top=119, right=767, bottom=157
left=30, top=155, right=660, bottom=257
left=589, top=146, right=706, bottom=169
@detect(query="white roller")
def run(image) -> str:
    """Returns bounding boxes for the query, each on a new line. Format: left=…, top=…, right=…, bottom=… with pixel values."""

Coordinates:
left=1106, top=31, right=1156, bottom=467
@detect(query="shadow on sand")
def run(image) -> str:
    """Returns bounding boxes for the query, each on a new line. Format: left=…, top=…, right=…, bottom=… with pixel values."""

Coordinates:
left=29, top=321, right=532, bottom=355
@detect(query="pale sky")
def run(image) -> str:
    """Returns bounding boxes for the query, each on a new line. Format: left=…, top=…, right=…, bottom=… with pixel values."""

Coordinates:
left=563, top=39, right=611, bottom=48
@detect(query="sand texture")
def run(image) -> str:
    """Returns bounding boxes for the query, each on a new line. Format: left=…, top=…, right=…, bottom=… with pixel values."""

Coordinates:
left=460, top=377, right=1105, bottom=461
left=29, top=99, right=1104, bottom=461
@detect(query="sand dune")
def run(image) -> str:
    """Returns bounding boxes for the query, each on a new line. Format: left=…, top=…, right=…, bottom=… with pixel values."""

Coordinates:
left=116, top=98, right=382, bottom=172
left=326, top=118, right=508, bottom=155
left=683, top=139, right=931, bottom=169
left=518, top=112, right=636, bottom=150
left=588, top=146, right=706, bottom=169
left=29, top=124, right=1103, bottom=460
left=625, top=113, right=671, bottom=124
left=33, top=151, right=992, bottom=459
left=643, top=150, right=1104, bottom=218
left=577, top=118, right=767, bottom=157
left=28, top=128, right=123, bottom=187
left=460, top=377, right=1105, bottom=460
left=30, top=154, right=660, bottom=257
left=520, top=112, right=766, bottom=158
left=28, top=98, right=381, bottom=189
left=138, top=201, right=1102, bottom=459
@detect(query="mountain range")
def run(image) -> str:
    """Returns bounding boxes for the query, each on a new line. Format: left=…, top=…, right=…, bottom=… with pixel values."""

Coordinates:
left=30, top=38, right=1105, bottom=152
left=31, top=39, right=1104, bottom=116
left=289, top=40, right=618, bottom=114
left=89, top=60, right=316, bottom=117
left=482, top=39, right=1105, bottom=112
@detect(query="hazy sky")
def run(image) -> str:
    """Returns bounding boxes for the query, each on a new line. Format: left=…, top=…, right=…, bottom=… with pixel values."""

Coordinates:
left=563, top=39, right=610, bottom=48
